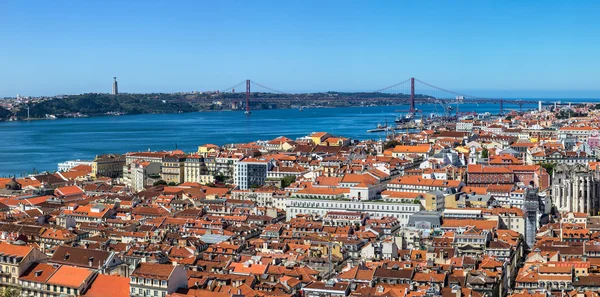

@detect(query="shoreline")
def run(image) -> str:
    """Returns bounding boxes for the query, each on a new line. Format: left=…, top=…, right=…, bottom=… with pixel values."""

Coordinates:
left=0, top=104, right=405, bottom=124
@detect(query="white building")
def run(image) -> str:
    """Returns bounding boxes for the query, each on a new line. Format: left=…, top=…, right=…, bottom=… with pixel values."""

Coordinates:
left=124, top=161, right=161, bottom=192
left=58, top=159, right=92, bottom=172
left=286, top=196, right=421, bottom=225
left=234, top=158, right=272, bottom=190
left=456, top=120, right=474, bottom=132
left=130, top=263, right=187, bottom=297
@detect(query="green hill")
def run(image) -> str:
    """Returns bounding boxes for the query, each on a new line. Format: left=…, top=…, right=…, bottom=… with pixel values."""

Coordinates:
left=15, top=93, right=197, bottom=118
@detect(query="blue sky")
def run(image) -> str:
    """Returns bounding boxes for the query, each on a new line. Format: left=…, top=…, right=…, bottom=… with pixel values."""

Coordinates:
left=1, top=1, right=599, bottom=98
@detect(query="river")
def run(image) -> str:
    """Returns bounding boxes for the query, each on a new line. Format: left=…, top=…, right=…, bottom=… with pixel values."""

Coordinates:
left=0, top=99, right=589, bottom=176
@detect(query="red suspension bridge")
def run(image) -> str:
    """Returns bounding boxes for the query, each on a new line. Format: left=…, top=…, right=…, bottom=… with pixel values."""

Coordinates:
left=218, top=77, right=562, bottom=115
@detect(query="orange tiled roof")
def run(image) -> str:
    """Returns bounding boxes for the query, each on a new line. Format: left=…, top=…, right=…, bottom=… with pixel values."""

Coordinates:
left=82, top=274, right=130, bottom=297
left=0, top=242, right=34, bottom=257
left=47, top=265, right=93, bottom=288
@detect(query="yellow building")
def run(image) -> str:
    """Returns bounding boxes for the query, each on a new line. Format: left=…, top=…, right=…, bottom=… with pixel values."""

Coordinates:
left=310, top=132, right=331, bottom=145
left=161, top=154, right=187, bottom=184
left=309, top=242, right=343, bottom=259
left=198, top=144, right=219, bottom=156
left=323, top=137, right=350, bottom=146
left=91, top=154, right=125, bottom=178
left=0, top=242, right=47, bottom=288
left=422, top=192, right=445, bottom=211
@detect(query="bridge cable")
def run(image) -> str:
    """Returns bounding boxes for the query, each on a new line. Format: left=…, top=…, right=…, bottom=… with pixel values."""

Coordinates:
left=413, top=78, right=497, bottom=100
left=219, top=81, right=246, bottom=93
left=251, top=81, right=288, bottom=94
left=374, top=78, right=412, bottom=93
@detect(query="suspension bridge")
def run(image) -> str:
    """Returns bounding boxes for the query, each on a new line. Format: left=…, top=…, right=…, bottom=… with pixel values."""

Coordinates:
left=215, top=77, right=577, bottom=115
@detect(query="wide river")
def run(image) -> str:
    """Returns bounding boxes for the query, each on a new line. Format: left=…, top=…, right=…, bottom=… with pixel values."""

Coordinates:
left=0, top=99, right=591, bottom=176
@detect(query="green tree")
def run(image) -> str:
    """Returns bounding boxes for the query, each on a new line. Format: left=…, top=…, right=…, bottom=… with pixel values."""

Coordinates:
left=153, top=180, right=168, bottom=186
left=281, top=175, right=297, bottom=188
left=167, top=181, right=177, bottom=186
left=384, top=140, right=400, bottom=150
left=0, top=107, right=11, bottom=121
left=0, top=287, right=22, bottom=297
left=214, top=174, right=227, bottom=183
left=481, top=147, right=489, bottom=158
left=541, top=162, right=557, bottom=176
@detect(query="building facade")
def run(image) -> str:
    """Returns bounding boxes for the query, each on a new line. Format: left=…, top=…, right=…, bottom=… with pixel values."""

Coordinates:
left=286, top=197, right=421, bottom=225
left=57, top=160, right=92, bottom=172
left=234, top=158, right=271, bottom=190
left=91, top=154, right=125, bottom=178
left=161, top=154, right=186, bottom=184
left=183, top=155, right=214, bottom=184
left=552, top=163, right=600, bottom=215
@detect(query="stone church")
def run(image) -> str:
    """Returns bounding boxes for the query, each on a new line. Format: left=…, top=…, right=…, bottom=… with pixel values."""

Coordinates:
left=552, top=163, right=600, bottom=215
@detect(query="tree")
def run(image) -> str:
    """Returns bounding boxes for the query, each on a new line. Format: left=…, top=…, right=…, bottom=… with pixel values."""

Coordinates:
left=481, top=147, right=489, bottom=158
left=0, top=106, right=11, bottom=121
left=0, top=287, right=22, bottom=297
left=215, top=174, right=227, bottom=183
left=168, top=181, right=177, bottom=186
left=541, top=162, right=557, bottom=176
left=384, top=140, right=400, bottom=150
left=281, top=175, right=297, bottom=188
left=153, top=180, right=167, bottom=186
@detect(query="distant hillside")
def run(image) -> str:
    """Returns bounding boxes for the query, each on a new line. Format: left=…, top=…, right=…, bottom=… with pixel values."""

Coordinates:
left=14, top=93, right=198, bottom=118
left=0, top=106, right=10, bottom=120
left=6, top=91, right=429, bottom=120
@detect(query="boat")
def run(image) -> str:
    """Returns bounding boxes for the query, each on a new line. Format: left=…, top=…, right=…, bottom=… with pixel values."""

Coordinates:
left=244, top=110, right=251, bottom=114
left=299, top=107, right=304, bottom=111
left=394, top=112, right=414, bottom=124
left=367, top=123, right=390, bottom=133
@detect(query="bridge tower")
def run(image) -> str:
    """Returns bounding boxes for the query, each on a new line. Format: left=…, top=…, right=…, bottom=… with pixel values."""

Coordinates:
left=245, top=79, right=251, bottom=114
left=518, top=100, right=524, bottom=112
left=410, top=77, right=415, bottom=113
left=499, top=99, right=504, bottom=115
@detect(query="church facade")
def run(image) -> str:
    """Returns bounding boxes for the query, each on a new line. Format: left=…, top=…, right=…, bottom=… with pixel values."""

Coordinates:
left=552, top=163, right=600, bottom=215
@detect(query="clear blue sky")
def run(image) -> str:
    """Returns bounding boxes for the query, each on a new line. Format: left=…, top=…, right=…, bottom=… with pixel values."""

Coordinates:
left=2, top=1, right=599, bottom=98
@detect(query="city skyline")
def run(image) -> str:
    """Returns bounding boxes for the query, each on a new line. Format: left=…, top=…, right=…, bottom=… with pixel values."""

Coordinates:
left=2, top=1, right=600, bottom=97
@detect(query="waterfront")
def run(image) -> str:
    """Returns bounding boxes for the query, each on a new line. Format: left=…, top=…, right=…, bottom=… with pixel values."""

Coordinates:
left=0, top=100, right=584, bottom=176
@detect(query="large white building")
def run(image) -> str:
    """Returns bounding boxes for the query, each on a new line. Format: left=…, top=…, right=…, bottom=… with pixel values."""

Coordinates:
left=234, top=158, right=272, bottom=190
left=286, top=195, right=422, bottom=225
left=456, top=120, right=474, bottom=132
left=124, top=161, right=161, bottom=192
left=58, top=159, right=92, bottom=172
left=558, top=126, right=594, bottom=142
